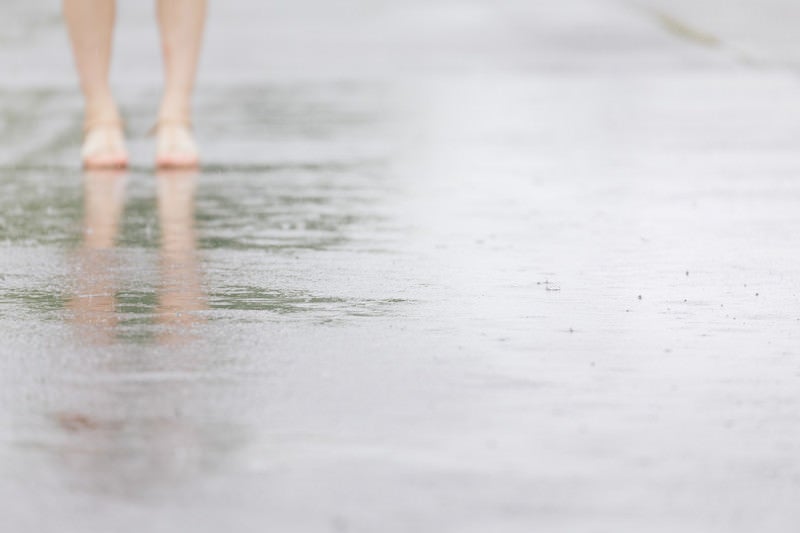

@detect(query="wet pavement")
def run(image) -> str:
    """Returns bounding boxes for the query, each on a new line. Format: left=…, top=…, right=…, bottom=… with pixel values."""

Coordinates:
left=3, top=0, right=800, bottom=531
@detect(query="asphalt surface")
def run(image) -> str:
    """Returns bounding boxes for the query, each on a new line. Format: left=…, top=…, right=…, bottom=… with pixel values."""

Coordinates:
left=3, top=1, right=800, bottom=531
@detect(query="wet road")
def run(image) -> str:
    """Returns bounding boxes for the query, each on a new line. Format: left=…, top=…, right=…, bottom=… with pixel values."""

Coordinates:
left=3, top=1, right=800, bottom=531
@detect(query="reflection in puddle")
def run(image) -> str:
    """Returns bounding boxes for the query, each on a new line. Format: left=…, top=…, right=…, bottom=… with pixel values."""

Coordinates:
left=5, top=161, right=405, bottom=499
left=48, top=402, right=242, bottom=498
left=55, top=170, right=230, bottom=498
left=156, top=169, right=207, bottom=344
left=67, top=169, right=126, bottom=345
left=68, top=169, right=207, bottom=345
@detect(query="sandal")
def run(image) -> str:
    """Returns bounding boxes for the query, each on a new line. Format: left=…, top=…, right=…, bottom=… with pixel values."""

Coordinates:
left=81, top=119, right=129, bottom=169
left=154, top=117, right=199, bottom=169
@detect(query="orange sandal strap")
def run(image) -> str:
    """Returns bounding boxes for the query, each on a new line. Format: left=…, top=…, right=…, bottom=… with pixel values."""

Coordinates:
left=83, top=118, right=124, bottom=134
left=149, top=117, right=193, bottom=136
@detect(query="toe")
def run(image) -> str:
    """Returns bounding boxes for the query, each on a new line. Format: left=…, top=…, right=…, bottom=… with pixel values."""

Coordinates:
left=156, top=125, right=199, bottom=168
left=83, top=153, right=128, bottom=169
left=156, top=153, right=199, bottom=169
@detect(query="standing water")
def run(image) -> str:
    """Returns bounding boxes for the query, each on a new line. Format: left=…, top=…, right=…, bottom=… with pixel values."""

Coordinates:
left=3, top=0, right=800, bottom=531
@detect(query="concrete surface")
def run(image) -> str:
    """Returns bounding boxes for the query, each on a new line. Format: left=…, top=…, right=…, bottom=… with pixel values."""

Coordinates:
left=2, top=0, right=800, bottom=532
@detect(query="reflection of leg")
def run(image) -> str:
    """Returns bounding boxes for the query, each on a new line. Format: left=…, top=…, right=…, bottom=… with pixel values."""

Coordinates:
left=156, top=0, right=207, bottom=168
left=83, top=169, right=127, bottom=248
left=156, top=169, right=206, bottom=343
left=68, top=170, right=128, bottom=345
left=63, top=0, right=128, bottom=168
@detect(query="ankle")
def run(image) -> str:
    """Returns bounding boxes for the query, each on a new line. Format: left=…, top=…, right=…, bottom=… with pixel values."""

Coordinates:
left=84, top=92, right=119, bottom=118
left=158, top=100, right=192, bottom=124
left=84, top=108, right=123, bottom=131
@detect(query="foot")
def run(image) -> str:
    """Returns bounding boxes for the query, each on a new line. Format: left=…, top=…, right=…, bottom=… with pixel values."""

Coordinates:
left=82, top=121, right=128, bottom=169
left=155, top=120, right=199, bottom=168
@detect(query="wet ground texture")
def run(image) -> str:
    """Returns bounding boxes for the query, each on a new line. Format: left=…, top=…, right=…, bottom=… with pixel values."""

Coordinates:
left=3, top=1, right=800, bottom=531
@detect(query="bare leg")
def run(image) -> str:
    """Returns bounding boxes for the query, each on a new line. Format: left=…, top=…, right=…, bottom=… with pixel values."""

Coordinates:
left=156, top=0, right=207, bottom=167
left=63, top=0, right=128, bottom=168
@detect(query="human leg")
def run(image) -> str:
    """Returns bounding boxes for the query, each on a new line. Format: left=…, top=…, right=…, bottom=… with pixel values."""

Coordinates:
left=63, top=0, right=128, bottom=168
left=155, top=0, right=207, bottom=167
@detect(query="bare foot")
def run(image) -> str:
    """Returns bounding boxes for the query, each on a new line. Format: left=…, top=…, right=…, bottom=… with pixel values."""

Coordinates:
left=156, top=121, right=199, bottom=168
left=82, top=122, right=128, bottom=169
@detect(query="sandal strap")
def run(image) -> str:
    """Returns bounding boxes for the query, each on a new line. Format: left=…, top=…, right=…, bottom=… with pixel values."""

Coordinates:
left=83, top=118, right=124, bottom=135
left=149, top=117, right=193, bottom=136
